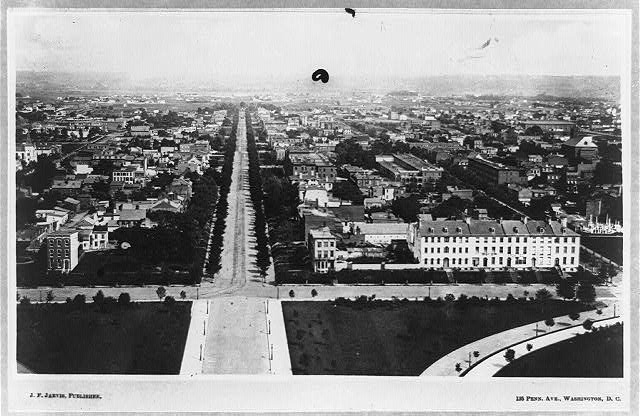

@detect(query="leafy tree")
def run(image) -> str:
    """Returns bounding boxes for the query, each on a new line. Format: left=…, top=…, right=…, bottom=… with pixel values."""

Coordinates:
left=180, top=290, right=187, bottom=299
left=20, top=296, right=31, bottom=305
left=391, top=195, right=421, bottom=223
left=569, top=312, right=580, bottom=321
left=156, top=286, right=166, bottom=300
left=444, top=293, right=456, bottom=302
left=46, top=290, right=54, bottom=303
left=118, top=292, right=131, bottom=305
left=289, top=290, right=295, bottom=298
left=72, top=294, right=86, bottom=305
left=455, top=363, right=462, bottom=373
left=311, top=289, right=318, bottom=297
left=526, top=343, right=533, bottom=352
left=556, top=278, right=576, bottom=300
left=504, top=348, right=516, bottom=362
left=576, top=281, right=596, bottom=303
left=583, top=319, right=594, bottom=330
left=535, top=288, right=553, bottom=301
left=92, top=290, right=105, bottom=304
left=545, top=318, right=555, bottom=328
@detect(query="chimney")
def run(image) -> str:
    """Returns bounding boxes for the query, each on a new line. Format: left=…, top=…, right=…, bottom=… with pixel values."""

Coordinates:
left=464, top=216, right=471, bottom=225
left=561, top=217, right=568, bottom=227
left=522, top=216, right=528, bottom=225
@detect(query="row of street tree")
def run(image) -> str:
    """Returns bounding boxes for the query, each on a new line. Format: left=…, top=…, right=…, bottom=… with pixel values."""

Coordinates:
left=245, top=112, right=271, bottom=277
left=207, top=110, right=238, bottom=274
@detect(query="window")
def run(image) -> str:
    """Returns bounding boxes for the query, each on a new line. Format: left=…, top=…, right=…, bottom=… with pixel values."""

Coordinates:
left=330, top=241, right=335, bottom=247
left=476, top=247, right=480, bottom=253
left=499, top=247, right=503, bottom=253
left=65, top=240, right=70, bottom=246
left=570, top=257, right=575, bottom=264
left=424, top=259, right=428, bottom=264
left=571, top=246, right=575, bottom=253
left=329, top=250, right=334, bottom=257
left=515, top=247, right=519, bottom=254
left=508, top=237, right=512, bottom=243
left=431, top=248, right=434, bottom=253
left=465, top=259, right=468, bottom=265
left=431, top=259, right=434, bottom=265
left=499, top=257, right=503, bottom=264
left=444, top=237, right=450, bottom=243
left=571, top=237, right=576, bottom=243
left=491, top=257, right=495, bottom=265
left=65, top=249, right=69, bottom=257
left=465, top=248, right=469, bottom=253
left=556, top=247, right=560, bottom=254
left=563, top=257, right=566, bottom=264
left=484, top=247, right=488, bottom=254
left=564, top=247, right=567, bottom=253
left=444, top=247, right=449, bottom=253
left=523, top=247, right=527, bottom=254
left=452, top=247, right=456, bottom=253
left=452, top=259, right=456, bottom=265
left=492, top=237, right=496, bottom=243
left=437, top=237, right=441, bottom=243
left=515, top=237, right=520, bottom=243
left=523, top=238, right=527, bottom=243
left=437, top=248, right=440, bottom=253
left=499, top=237, right=503, bottom=243
left=507, top=247, right=512, bottom=254
left=425, top=248, right=429, bottom=254
left=484, top=237, right=488, bottom=243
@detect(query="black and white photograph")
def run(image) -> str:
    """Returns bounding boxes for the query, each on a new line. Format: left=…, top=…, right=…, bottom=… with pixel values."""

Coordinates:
left=1, top=2, right=638, bottom=415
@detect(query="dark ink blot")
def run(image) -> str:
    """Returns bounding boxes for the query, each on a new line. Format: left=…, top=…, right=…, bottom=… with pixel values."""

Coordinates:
left=312, top=69, right=329, bottom=84
left=345, top=8, right=356, bottom=18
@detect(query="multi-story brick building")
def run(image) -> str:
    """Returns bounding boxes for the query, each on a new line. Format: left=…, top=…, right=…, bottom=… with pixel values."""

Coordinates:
left=46, top=229, right=80, bottom=273
left=408, top=217, right=580, bottom=271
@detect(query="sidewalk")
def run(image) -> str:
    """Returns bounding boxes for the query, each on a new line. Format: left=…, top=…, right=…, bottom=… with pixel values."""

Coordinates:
left=201, top=297, right=270, bottom=374
left=266, top=299, right=292, bottom=375
left=465, top=315, right=623, bottom=377
left=179, top=300, right=210, bottom=376
left=422, top=306, right=617, bottom=377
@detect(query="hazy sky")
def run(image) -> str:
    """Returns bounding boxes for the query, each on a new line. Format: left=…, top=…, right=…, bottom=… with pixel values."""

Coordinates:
left=11, top=9, right=628, bottom=83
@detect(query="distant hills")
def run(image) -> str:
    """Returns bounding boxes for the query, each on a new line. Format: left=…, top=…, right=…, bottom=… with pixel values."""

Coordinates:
left=16, top=71, right=619, bottom=101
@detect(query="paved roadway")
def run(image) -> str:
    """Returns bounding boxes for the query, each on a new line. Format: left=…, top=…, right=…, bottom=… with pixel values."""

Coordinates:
left=200, top=110, right=272, bottom=374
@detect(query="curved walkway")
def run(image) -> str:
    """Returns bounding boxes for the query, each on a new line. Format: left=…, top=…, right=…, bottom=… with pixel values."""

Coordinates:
left=421, top=305, right=618, bottom=377
left=465, top=315, right=623, bottom=377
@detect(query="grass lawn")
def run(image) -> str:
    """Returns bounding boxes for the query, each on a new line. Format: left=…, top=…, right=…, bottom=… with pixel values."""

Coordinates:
left=495, top=323, right=623, bottom=377
left=282, top=299, right=591, bottom=376
left=17, top=300, right=191, bottom=374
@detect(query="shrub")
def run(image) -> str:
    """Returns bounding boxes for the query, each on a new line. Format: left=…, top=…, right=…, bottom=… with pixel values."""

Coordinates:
left=596, top=309, right=603, bottom=315
left=19, top=296, right=31, bottom=305
left=583, top=319, right=594, bottom=330
left=444, top=293, right=455, bottom=302
left=46, top=290, right=54, bottom=303
left=473, top=350, right=479, bottom=358
left=289, top=290, right=295, bottom=298
left=455, top=363, right=462, bottom=373
left=569, top=312, right=580, bottom=321
left=457, top=294, right=469, bottom=302
left=118, top=292, right=131, bottom=305
left=164, top=296, right=176, bottom=306
left=526, top=343, right=533, bottom=351
left=311, top=289, right=318, bottom=297
left=180, top=290, right=187, bottom=299
left=504, top=348, right=516, bottom=362
left=545, top=318, right=555, bottom=327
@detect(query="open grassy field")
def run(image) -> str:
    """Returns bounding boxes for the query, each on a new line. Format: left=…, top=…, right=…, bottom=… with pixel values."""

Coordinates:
left=17, top=300, right=191, bottom=374
left=495, top=322, right=623, bottom=377
left=282, top=298, right=591, bottom=376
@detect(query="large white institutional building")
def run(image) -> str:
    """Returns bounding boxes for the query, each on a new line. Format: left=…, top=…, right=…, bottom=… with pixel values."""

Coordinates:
left=408, top=216, right=580, bottom=271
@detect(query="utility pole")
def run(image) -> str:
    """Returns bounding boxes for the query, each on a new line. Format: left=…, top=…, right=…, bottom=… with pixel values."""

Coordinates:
left=466, top=352, right=472, bottom=368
